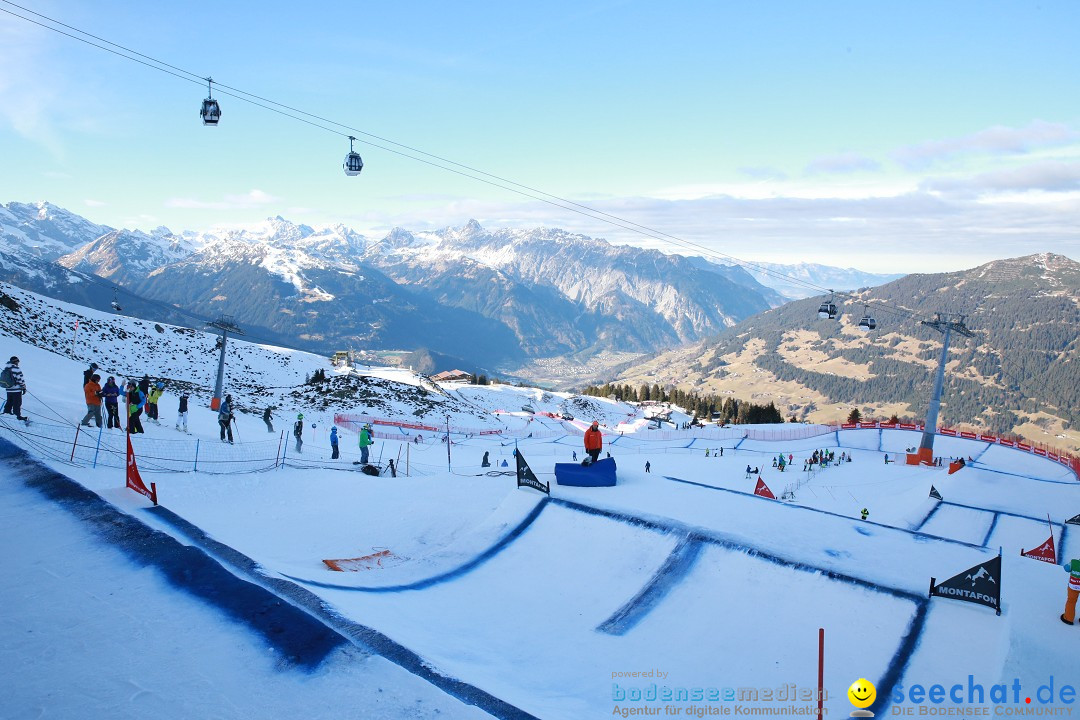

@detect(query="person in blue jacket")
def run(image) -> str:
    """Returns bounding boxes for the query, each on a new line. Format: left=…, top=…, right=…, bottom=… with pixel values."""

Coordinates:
left=330, top=425, right=340, bottom=459
left=218, top=394, right=234, bottom=444
left=101, top=376, right=121, bottom=429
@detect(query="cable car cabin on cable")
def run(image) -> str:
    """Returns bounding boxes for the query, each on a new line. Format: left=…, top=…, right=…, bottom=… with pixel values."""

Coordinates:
left=817, top=300, right=838, bottom=319
left=344, top=135, right=363, bottom=176
left=858, top=305, right=877, bottom=330
left=200, top=98, right=221, bottom=126
left=200, top=77, right=221, bottom=126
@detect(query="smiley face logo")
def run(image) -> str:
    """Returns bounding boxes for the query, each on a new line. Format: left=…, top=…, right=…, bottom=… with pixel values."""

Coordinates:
left=848, top=678, right=876, bottom=709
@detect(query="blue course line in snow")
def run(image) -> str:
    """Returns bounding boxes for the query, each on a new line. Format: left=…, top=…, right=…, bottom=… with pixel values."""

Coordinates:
left=596, top=534, right=703, bottom=636
left=873, top=601, right=931, bottom=716
left=878, top=428, right=883, bottom=453
left=0, top=439, right=346, bottom=671
left=550, top=497, right=927, bottom=604
left=282, top=497, right=550, bottom=593
left=981, top=513, right=1001, bottom=548
left=1058, top=524, right=1069, bottom=561
left=914, top=502, right=943, bottom=531
left=941, top=500, right=1057, bottom=526
left=661, top=474, right=987, bottom=550
left=966, top=463, right=1077, bottom=485
left=734, top=436, right=746, bottom=449
left=971, top=444, right=993, bottom=463
left=145, top=505, right=537, bottom=720
left=0, top=438, right=537, bottom=720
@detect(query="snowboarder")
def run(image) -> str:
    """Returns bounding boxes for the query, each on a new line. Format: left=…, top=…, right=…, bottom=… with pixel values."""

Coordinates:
left=126, top=381, right=145, bottom=434
left=719, top=447, right=723, bottom=457
left=146, top=382, right=164, bottom=424
left=263, top=406, right=274, bottom=433
left=80, top=373, right=103, bottom=428
left=705, top=448, right=710, bottom=457
left=218, top=394, right=234, bottom=443
left=572, top=450, right=578, bottom=461
left=293, top=414, right=304, bottom=453
left=482, top=451, right=491, bottom=467
left=330, top=425, right=340, bottom=459
left=645, top=461, right=651, bottom=473
left=745, top=465, right=752, bottom=479
left=1062, top=557, right=1080, bottom=625
left=176, top=392, right=189, bottom=433
left=584, top=420, right=603, bottom=463
left=1, top=356, right=27, bottom=421
left=82, top=362, right=99, bottom=388
left=860, top=508, right=869, bottom=521
left=101, top=376, right=121, bottom=429
left=358, top=423, right=374, bottom=464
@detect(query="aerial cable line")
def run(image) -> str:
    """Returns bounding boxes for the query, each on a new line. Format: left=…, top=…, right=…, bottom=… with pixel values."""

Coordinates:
left=3, top=1, right=946, bottom=323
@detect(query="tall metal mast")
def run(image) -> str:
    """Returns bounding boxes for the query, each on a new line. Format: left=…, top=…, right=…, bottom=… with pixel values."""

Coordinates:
left=914, top=313, right=975, bottom=464
left=206, top=315, right=244, bottom=410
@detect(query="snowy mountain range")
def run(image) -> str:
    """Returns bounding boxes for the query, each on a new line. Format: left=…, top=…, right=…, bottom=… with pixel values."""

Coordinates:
left=2, top=201, right=899, bottom=373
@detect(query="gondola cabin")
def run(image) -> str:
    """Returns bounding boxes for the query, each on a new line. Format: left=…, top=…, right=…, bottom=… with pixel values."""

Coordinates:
left=817, top=301, right=838, bottom=320
left=343, top=151, right=364, bottom=176
left=200, top=98, right=221, bottom=126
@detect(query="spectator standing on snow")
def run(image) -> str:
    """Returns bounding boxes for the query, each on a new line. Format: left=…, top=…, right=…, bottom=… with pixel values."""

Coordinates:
left=146, top=382, right=164, bottom=424
left=330, top=425, right=340, bottom=459
left=218, top=394, right=234, bottom=444
left=1062, top=558, right=1080, bottom=625
left=139, top=375, right=150, bottom=398
left=126, top=381, right=145, bottom=434
left=101, top=376, right=121, bottom=429
left=482, top=451, right=491, bottom=467
left=645, top=461, right=651, bottom=473
left=82, top=362, right=99, bottom=388
left=358, top=423, right=374, bottom=464
left=176, top=392, right=189, bottom=433
left=263, top=406, right=274, bottom=433
left=584, top=421, right=603, bottom=463
left=80, top=373, right=103, bottom=428
left=293, top=414, right=304, bottom=453
left=2, top=356, right=27, bottom=421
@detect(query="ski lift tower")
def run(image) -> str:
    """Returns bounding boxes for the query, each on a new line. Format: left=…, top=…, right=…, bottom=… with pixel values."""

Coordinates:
left=911, top=313, right=975, bottom=465
left=206, top=315, right=244, bottom=411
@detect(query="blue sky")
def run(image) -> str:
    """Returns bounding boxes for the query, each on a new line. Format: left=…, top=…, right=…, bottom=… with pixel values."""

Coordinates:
left=1, top=0, right=1078, bottom=272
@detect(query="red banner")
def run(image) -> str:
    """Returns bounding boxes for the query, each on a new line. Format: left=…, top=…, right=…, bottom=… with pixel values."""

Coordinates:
left=879, top=423, right=897, bottom=429
left=978, top=435, right=997, bottom=443
left=940, top=428, right=957, bottom=436
left=999, top=440, right=1016, bottom=447
left=899, top=423, right=918, bottom=430
left=1017, top=442, right=1032, bottom=452
left=125, top=435, right=157, bottom=505
left=959, top=431, right=977, bottom=439
left=754, top=477, right=775, bottom=500
left=1021, top=536, right=1057, bottom=564
left=1048, top=452, right=1059, bottom=461
left=841, top=423, right=857, bottom=429
left=1034, top=448, right=1047, bottom=457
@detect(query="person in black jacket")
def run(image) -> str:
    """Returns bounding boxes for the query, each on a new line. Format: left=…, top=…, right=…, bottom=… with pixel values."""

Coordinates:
left=263, top=406, right=274, bottom=432
left=176, top=392, right=189, bottom=433
left=82, top=362, right=99, bottom=388
left=218, top=394, right=234, bottom=443
left=293, top=414, right=304, bottom=453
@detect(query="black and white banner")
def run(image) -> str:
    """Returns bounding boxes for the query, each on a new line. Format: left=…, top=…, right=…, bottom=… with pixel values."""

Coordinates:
left=1065, top=513, right=1080, bottom=526
left=930, top=554, right=1001, bottom=616
left=516, top=451, right=549, bottom=494
left=929, top=485, right=943, bottom=501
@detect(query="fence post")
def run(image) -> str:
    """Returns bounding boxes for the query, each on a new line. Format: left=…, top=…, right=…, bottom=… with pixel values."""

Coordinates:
left=92, top=425, right=103, bottom=468
left=70, top=424, right=81, bottom=462
left=275, top=429, right=284, bottom=468
left=281, top=431, right=288, bottom=468
left=194, top=439, right=200, bottom=473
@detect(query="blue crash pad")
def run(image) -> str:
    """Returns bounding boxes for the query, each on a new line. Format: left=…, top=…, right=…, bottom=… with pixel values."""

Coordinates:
left=555, top=457, right=617, bottom=487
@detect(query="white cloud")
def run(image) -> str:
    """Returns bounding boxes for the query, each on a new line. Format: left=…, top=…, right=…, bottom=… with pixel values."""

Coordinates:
left=84, top=199, right=106, bottom=207
left=921, top=161, right=1080, bottom=198
left=165, top=189, right=281, bottom=210
left=804, top=152, right=881, bottom=176
left=893, top=120, right=1079, bottom=170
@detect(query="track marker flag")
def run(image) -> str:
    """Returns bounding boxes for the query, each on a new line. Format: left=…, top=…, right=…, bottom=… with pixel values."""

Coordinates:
left=754, top=477, right=775, bottom=499
left=1020, top=515, right=1057, bottom=564
left=929, top=551, right=1001, bottom=616
left=929, top=485, right=943, bottom=501
left=516, top=449, right=549, bottom=494
left=1066, top=513, right=1080, bottom=526
left=125, top=435, right=157, bottom=505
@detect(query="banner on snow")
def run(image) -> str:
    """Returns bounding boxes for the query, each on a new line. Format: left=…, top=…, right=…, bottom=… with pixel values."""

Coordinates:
left=1066, top=513, right=1080, bottom=526
left=1021, top=516, right=1057, bottom=564
left=929, top=485, right=943, bottom=501
left=126, top=435, right=157, bottom=505
left=754, top=477, right=775, bottom=499
left=516, top=451, right=549, bottom=494
left=930, top=554, right=1001, bottom=616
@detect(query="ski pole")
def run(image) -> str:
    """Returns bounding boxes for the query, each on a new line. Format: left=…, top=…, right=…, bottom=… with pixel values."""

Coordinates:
left=232, top=415, right=241, bottom=444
